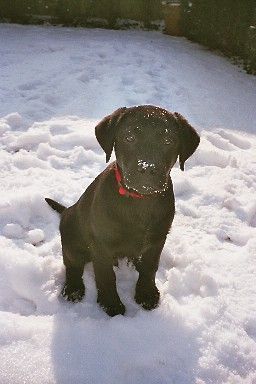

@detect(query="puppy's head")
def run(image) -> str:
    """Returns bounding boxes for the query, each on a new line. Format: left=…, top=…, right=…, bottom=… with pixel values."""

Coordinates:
left=95, top=105, right=200, bottom=195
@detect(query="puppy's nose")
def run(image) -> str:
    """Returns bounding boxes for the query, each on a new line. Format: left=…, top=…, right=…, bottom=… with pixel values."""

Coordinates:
left=137, top=162, right=157, bottom=175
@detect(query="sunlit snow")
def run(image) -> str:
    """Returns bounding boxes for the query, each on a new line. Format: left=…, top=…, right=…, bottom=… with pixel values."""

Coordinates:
left=0, top=23, right=256, bottom=384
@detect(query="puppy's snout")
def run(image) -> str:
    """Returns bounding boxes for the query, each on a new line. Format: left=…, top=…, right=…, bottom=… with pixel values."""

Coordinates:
left=137, top=161, right=158, bottom=175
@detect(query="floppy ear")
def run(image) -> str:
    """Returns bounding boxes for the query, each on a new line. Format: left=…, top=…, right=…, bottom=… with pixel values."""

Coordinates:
left=174, top=112, right=200, bottom=171
left=95, top=107, right=127, bottom=162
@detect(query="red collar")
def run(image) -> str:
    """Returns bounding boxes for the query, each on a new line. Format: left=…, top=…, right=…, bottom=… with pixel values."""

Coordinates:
left=114, top=164, right=144, bottom=199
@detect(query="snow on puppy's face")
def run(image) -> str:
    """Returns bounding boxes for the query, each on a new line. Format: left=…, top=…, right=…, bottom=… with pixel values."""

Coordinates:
left=114, top=108, right=179, bottom=195
left=95, top=105, right=200, bottom=195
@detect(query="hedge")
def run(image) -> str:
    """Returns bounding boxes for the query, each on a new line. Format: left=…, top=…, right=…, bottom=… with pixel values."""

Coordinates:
left=0, top=0, right=163, bottom=29
left=181, top=0, right=256, bottom=74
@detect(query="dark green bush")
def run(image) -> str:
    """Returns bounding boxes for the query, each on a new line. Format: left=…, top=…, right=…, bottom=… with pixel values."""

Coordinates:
left=181, top=0, right=256, bottom=74
left=0, top=0, right=162, bottom=28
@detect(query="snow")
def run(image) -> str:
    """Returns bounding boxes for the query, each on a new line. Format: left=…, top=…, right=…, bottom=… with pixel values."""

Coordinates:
left=0, top=23, right=256, bottom=384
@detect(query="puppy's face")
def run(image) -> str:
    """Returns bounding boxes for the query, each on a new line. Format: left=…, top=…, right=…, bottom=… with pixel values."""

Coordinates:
left=114, top=109, right=179, bottom=195
left=95, top=105, right=200, bottom=196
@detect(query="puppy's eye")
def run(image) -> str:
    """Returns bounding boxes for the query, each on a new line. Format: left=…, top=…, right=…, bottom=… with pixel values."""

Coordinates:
left=125, top=134, right=136, bottom=143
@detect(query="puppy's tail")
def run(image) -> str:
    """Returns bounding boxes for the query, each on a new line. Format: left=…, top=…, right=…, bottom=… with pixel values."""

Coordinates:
left=45, top=198, right=66, bottom=214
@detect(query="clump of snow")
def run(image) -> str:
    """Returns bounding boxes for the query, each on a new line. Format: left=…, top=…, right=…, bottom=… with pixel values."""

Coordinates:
left=4, top=112, right=23, bottom=129
left=0, top=23, right=256, bottom=384
left=27, top=229, right=45, bottom=245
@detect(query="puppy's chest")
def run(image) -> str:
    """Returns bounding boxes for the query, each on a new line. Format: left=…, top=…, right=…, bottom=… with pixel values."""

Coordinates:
left=123, top=200, right=161, bottom=225
left=112, top=224, right=152, bottom=259
left=116, top=202, right=171, bottom=247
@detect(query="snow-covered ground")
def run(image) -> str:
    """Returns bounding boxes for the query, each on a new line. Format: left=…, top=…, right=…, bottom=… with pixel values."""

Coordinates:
left=0, top=23, right=256, bottom=384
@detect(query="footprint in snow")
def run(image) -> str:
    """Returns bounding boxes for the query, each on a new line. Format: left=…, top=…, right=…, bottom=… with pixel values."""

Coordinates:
left=78, top=73, right=90, bottom=83
left=121, top=75, right=134, bottom=86
left=98, top=52, right=107, bottom=59
left=69, top=55, right=85, bottom=63
left=18, top=80, right=44, bottom=91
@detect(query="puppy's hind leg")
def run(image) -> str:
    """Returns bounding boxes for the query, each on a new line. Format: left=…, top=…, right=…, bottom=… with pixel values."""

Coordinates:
left=61, top=246, right=87, bottom=303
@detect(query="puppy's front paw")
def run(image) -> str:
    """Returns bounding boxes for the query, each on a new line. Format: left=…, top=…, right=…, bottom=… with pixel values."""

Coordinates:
left=61, top=281, right=85, bottom=303
left=135, top=280, right=160, bottom=310
left=97, top=293, right=125, bottom=317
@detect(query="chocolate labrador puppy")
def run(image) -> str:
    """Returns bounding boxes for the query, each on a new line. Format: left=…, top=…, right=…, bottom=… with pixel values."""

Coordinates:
left=45, top=105, right=200, bottom=316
